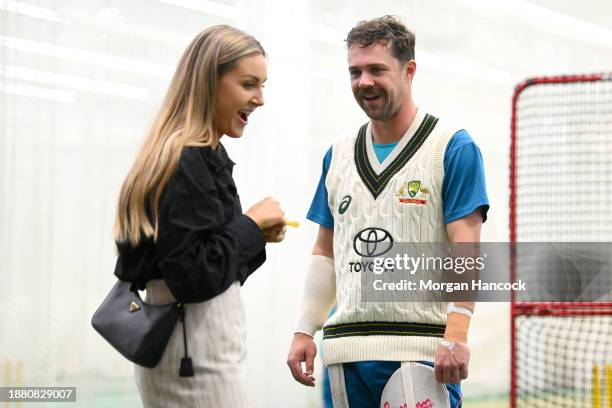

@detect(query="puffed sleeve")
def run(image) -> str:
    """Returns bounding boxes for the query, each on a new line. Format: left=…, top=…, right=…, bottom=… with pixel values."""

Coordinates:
left=155, top=147, right=266, bottom=303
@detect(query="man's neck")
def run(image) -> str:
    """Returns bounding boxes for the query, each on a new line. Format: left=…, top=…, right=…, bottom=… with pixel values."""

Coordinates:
left=370, top=102, right=418, bottom=144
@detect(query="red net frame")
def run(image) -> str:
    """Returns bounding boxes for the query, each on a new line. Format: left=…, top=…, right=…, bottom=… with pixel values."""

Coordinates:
left=509, top=73, right=612, bottom=408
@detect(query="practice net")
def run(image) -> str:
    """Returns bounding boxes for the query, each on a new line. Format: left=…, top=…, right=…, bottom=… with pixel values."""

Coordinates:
left=510, top=73, right=612, bottom=407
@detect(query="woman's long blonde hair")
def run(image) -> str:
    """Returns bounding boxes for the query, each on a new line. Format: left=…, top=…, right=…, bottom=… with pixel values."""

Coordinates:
left=114, top=25, right=265, bottom=246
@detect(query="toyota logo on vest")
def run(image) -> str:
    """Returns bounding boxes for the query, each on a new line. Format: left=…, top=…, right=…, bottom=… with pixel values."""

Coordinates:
left=353, top=228, right=394, bottom=257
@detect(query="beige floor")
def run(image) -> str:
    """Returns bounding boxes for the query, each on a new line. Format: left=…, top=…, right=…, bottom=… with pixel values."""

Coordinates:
left=464, top=400, right=509, bottom=408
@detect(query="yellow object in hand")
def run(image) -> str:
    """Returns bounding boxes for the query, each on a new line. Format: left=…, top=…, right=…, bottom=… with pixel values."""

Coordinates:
left=285, top=220, right=300, bottom=228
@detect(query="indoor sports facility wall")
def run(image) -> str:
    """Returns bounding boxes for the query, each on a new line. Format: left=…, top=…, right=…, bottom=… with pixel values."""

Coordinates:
left=1, top=1, right=612, bottom=407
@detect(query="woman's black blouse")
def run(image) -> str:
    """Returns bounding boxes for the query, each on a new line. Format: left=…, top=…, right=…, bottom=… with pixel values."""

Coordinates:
left=114, top=144, right=266, bottom=303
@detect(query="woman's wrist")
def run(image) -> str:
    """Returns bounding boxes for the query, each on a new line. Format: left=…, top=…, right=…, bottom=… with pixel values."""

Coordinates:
left=244, top=212, right=262, bottom=229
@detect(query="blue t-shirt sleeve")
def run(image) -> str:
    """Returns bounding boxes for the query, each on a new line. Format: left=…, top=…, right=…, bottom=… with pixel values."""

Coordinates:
left=442, top=130, right=490, bottom=224
left=306, top=147, right=334, bottom=229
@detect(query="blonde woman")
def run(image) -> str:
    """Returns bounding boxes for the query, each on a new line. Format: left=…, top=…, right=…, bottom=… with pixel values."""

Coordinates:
left=113, top=25, right=284, bottom=407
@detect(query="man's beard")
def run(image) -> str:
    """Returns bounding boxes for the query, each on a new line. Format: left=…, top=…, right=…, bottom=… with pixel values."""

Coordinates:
left=355, top=87, right=400, bottom=120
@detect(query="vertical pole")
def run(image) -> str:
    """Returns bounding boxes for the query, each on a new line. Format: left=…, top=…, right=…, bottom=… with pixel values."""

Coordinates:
left=14, top=361, right=23, bottom=408
left=593, top=364, right=602, bottom=408
left=605, top=364, right=612, bottom=408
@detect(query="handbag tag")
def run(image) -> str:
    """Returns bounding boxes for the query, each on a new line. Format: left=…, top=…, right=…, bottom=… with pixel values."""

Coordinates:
left=129, top=302, right=141, bottom=313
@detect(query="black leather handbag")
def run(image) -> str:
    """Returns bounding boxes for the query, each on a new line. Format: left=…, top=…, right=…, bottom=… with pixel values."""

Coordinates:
left=91, top=280, right=194, bottom=376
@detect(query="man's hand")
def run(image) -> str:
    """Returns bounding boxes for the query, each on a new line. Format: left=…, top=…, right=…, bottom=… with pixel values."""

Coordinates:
left=434, top=340, right=470, bottom=384
left=287, top=333, right=317, bottom=387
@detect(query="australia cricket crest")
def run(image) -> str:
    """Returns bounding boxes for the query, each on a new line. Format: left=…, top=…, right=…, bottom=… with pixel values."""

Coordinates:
left=396, top=180, right=429, bottom=205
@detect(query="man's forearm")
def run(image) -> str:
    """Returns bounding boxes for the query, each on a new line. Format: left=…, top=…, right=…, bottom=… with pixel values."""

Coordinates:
left=294, top=255, right=336, bottom=336
left=445, top=209, right=482, bottom=343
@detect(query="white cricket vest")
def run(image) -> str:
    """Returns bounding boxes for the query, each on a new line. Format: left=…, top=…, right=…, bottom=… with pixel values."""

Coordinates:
left=322, top=109, right=456, bottom=365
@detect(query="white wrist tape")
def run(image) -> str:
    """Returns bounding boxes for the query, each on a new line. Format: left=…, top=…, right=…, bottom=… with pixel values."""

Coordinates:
left=440, top=339, right=456, bottom=349
left=294, top=255, right=336, bottom=337
left=447, top=302, right=473, bottom=318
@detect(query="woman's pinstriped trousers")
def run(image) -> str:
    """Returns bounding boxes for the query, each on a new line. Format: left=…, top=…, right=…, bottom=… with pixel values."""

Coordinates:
left=135, top=280, right=249, bottom=407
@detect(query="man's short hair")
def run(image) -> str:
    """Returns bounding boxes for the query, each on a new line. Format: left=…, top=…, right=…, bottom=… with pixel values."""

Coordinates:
left=345, top=15, right=415, bottom=64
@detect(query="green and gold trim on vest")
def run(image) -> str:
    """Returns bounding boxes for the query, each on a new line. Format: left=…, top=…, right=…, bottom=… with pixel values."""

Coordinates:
left=323, top=321, right=446, bottom=339
left=355, top=113, right=439, bottom=200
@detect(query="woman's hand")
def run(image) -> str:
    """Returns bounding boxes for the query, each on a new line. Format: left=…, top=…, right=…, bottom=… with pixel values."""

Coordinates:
left=262, top=223, right=286, bottom=242
left=245, top=197, right=285, bottom=230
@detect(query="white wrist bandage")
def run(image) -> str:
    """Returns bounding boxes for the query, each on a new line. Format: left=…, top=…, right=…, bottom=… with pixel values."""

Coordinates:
left=294, top=255, right=336, bottom=337
left=447, top=303, right=473, bottom=318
